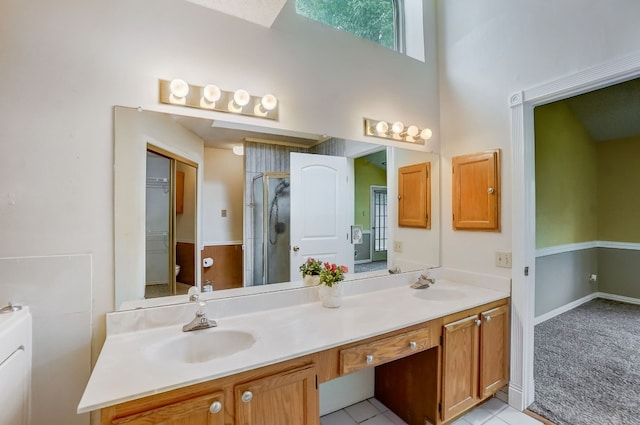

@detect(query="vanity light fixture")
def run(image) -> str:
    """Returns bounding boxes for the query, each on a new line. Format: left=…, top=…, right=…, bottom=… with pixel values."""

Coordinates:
left=159, top=79, right=279, bottom=121
left=364, top=118, right=433, bottom=145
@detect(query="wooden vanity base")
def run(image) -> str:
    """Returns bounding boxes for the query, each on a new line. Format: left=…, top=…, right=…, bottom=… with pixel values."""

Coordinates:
left=100, top=298, right=509, bottom=425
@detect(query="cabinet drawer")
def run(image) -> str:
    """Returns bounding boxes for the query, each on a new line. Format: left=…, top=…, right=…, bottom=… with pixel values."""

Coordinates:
left=340, top=327, right=433, bottom=375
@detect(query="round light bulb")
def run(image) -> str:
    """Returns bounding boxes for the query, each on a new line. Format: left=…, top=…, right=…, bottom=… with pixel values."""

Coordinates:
left=228, top=99, right=242, bottom=113
left=407, top=125, right=419, bottom=137
left=232, top=145, right=244, bottom=156
left=203, top=84, right=221, bottom=102
left=420, top=128, right=433, bottom=140
left=375, top=121, right=389, bottom=135
left=261, top=94, right=278, bottom=111
left=391, top=121, right=404, bottom=134
left=169, top=79, right=189, bottom=98
left=233, top=89, right=250, bottom=107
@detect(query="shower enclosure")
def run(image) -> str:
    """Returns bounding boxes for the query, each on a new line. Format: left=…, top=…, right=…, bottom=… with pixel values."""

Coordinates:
left=252, top=172, right=291, bottom=286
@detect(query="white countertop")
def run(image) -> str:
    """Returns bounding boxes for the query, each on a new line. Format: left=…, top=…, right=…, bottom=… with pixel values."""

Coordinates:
left=78, top=277, right=509, bottom=413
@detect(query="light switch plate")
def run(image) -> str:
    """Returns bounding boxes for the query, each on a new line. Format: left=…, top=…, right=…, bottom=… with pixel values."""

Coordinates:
left=495, top=251, right=512, bottom=268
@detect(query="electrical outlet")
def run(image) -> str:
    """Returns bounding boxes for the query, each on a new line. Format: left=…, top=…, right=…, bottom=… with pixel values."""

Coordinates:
left=589, top=274, right=598, bottom=283
left=495, top=251, right=512, bottom=268
left=393, top=241, right=403, bottom=253
left=221, top=209, right=227, bottom=217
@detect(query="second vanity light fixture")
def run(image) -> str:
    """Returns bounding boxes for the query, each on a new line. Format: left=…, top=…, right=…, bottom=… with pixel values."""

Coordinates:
left=364, top=118, right=433, bottom=144
left=159, top=79, right=279, bottom=120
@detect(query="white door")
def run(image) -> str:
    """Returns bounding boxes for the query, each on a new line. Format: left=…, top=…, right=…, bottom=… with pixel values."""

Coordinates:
left=290, top=153, right=353, bottom=280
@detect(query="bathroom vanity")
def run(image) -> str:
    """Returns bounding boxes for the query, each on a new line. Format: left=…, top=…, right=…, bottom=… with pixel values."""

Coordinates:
left=79, top=273, right=510, bottom=425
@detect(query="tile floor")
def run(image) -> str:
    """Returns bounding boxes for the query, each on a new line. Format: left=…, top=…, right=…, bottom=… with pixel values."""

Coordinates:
left=320, top=397, right=544, bottom=425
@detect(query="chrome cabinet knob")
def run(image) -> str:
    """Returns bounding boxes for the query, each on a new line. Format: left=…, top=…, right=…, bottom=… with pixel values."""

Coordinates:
left=409, top=341, right=417, bottom=350
left=475, top=319, right=482, bottom=326
left=484, top=315, right=492, bottom=322
left=366, top=354, right=374, bottom=364
left=488, top=187, right=495, bottom=194
left=241, top=391, right=253, bottom=403
left=209, top=401, right=222, bottom=414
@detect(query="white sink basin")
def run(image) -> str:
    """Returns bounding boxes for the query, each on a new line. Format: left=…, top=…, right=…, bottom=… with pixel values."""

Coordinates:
left=413, top=286, right=466, bottom=301
left=148, top=329, right=256, bottom=364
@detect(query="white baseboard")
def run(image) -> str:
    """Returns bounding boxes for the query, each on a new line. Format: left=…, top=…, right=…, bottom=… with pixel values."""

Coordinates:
left=596, top=292, right=640, bottom=305
left=508, top=384, right=524, bottom=411
left=535, top=292, right=640, bottom=325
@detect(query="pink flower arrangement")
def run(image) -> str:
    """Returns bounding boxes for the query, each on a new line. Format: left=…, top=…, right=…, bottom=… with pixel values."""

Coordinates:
left=319, top=262, right=348, bottom=287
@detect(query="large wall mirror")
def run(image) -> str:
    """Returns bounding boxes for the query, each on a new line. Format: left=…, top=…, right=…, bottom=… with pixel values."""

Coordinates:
left=114, top=106, right=440, bottom=310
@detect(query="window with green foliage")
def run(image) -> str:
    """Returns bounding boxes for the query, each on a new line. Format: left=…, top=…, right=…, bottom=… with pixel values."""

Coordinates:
left=296, top=0, right=402, bottom=51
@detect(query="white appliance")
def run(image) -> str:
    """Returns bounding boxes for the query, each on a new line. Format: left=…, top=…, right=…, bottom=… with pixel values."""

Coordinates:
left=0, top=305, right=32, bottom=425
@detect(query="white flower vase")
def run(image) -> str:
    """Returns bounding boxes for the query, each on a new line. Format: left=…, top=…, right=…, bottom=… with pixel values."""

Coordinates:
left=303, top=274, right=321, bottom=287
left=319, top=283, right=343, bottom=308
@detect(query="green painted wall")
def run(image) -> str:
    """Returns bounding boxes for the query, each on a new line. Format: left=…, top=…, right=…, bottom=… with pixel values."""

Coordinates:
left=354, top=157, right=387, bottom=230
left=597, top=135, right=640, bottom=242
left=535, top=102, right=598, bottom=248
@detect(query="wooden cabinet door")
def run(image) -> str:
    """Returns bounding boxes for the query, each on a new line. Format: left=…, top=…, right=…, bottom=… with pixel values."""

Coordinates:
left=398, top=162, right=431, bottom=228
left=441, top=315, right=479, bottom=422
left=452, top=149, right=500, bottom=231
left=235, top=364, right=318, bottom=425
left=479, top=305, right=510, bottom=399
left=109, top=391, right=225, bottom=425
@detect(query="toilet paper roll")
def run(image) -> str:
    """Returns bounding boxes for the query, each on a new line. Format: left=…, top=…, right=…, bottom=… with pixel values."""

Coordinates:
left=203, top=257, right=214, bottom=268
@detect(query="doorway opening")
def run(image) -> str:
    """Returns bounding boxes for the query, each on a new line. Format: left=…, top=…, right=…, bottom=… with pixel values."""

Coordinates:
left=510, top=53, right=640, bottom=411
left=145, top=146, right=198, bottom=299
left=354, top=150, right=388, bottom=274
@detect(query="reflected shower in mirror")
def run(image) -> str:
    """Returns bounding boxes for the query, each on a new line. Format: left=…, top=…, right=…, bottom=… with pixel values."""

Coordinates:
left=252, top=172, right=291, bottom=286
left=114, top=106, right=440, bottom=310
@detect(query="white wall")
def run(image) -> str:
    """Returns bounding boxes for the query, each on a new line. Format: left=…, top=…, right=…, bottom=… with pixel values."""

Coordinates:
left=0, top=0, right=438, bottom=422
left=437, top=0, right=640, bottom=276
left=390, top=148, right=441, bottom=270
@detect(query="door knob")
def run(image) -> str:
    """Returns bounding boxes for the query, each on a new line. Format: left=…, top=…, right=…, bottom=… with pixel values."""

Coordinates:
left=487, top=187, right=495, bottom=194
left=241, top=391, right=253, bottom=403
left=292, top=246, right=300, bottom=252
left=209, top=401, right=222, bottom=413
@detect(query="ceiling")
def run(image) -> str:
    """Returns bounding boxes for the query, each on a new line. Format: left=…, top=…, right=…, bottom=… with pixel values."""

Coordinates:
left=564, top=77, right=640, bottom=142
left=182, top=0, right=286, bottom=27
left=170, top=115, right=326, bottom=150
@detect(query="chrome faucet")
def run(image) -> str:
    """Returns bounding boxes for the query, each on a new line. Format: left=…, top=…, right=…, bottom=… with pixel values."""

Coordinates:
left=183, top=291, right=217, bottom=332
left=411, top=273, right=435, bottom=289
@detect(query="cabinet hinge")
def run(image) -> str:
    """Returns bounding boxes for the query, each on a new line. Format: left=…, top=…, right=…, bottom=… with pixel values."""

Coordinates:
left=440, top=335, right=443, bottom=346
left=315, top=375, right=318, bottom=389
left=438, top=402, right=442, bottom=413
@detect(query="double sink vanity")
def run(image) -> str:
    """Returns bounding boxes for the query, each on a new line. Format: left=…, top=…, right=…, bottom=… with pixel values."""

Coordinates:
left=79, top=270, right=510, bottom=425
